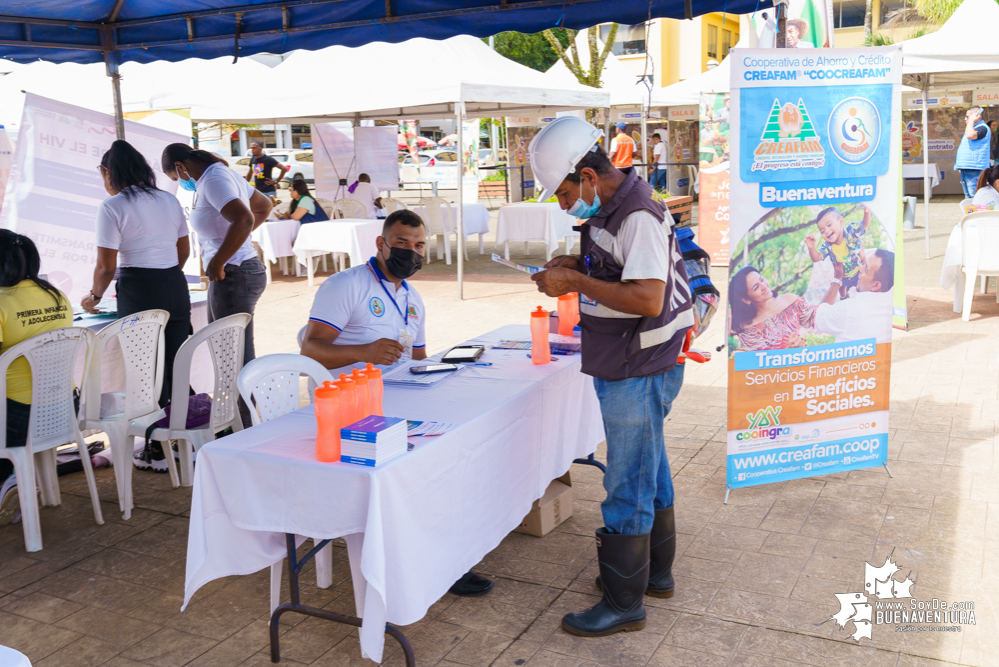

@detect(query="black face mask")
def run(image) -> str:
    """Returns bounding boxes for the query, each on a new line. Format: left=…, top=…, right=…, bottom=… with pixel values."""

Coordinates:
left=383, top=246, right=423, bottom=279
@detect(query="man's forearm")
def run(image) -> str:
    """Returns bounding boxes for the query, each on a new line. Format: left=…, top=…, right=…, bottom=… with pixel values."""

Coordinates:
left=303, top=340, right=372, bottom=370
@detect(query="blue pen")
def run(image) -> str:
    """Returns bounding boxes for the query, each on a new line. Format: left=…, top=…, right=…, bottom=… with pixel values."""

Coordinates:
left=526, top=353, right=558, bottom=361
left=584, top=254, right=592, bottom=275
left=470, top=362, right=492, bottom=366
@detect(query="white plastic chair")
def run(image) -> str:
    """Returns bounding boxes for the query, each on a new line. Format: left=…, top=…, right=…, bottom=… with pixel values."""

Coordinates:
left=82, top=310, right=169, bottom=520
left=381, top=197, right=407, bottom=214
left=0, top=327, right=103, bottom=552
left=332, top=198, right=366, bottom=219
left=959, top=198, right=974, bottom=215
left=418, top=197, right=466, bottom=265
left=960, top=211, right=999, bottom=321
left=315, top=197, right=336, bottom=219
left=237, top=353, right=337, bottom=615
left=126, top=313, right=251, bottom=487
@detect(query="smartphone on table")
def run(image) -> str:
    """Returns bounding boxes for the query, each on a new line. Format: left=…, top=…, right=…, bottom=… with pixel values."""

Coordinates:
left=410, top=363, right=459, bottom=375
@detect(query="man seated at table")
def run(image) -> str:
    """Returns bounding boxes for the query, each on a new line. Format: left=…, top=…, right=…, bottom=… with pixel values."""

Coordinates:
left=300, top=209, right=494, bottom=598
left=348, top=173, right=383, bottom=220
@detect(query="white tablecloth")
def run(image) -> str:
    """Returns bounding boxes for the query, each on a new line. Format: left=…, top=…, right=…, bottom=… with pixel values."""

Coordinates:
left=184, top=324, right=604, bottom=662
left=293, top=219, right=382, bottom=285
left=252, top=219, right=301, bottom=265
left=903, top=163, right=940, bottom=188
left=76, top=291, right=214, bottom=393
left=496, top=202, right=579, bottom=260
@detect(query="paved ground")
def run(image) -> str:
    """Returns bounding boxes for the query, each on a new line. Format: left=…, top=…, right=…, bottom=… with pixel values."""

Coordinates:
left=1, top=194, right=997, bottom=666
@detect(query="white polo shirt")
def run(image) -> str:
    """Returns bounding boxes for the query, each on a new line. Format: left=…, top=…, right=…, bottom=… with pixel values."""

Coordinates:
left=190, top=162, right=259, bottom=268
left=309, top=257, right=426, bottom=352
left=95, top=187, right=189, bottom=268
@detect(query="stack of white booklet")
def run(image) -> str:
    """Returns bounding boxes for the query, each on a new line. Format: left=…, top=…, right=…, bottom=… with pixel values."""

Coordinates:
left=340, top=415, right=408, bottom=467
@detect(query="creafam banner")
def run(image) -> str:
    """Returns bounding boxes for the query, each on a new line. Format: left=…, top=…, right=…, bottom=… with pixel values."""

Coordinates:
left=726, top=47, right=901, bottom=491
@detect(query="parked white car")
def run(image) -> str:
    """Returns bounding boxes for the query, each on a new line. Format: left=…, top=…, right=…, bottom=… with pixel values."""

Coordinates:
left=230, top=150, right=314, bottom=185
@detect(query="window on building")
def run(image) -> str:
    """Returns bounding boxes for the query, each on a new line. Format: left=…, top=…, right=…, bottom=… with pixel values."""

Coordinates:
left=721, top=29, right=732, bottom=59
left=833, top=0, right=866, bottom=28
left=599, top=24, right=647, bottom=55
left=706, top=25, right=719, bottom=60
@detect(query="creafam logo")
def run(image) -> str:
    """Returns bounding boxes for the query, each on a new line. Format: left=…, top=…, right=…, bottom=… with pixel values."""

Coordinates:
left=828, top=97, right=881, bottom=165
left=369, top=297, right=385, bottom=317
left=752, top=98, right=825, bottom=172
left=407, top=305, right=419, bottom=319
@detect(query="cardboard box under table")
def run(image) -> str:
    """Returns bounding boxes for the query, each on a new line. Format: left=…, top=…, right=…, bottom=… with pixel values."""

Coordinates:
left=184, top=324, right=604, bottom=663
left=515, top=472, right=572, bottom=537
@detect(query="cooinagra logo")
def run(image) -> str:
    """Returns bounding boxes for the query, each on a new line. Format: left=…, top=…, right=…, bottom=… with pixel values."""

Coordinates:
left=831, top=552, right=975, bottom=641
left=752, top=98, right=825, bottom=172
left=747, top=405, right=782, bottom=428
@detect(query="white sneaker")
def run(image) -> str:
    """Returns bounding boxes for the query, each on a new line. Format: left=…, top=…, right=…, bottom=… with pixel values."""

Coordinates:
left=133, top=445, right=169, bottom=473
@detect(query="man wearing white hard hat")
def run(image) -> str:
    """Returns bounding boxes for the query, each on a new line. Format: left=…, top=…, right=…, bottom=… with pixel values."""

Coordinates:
left=528, top=116, right=694, bottom=637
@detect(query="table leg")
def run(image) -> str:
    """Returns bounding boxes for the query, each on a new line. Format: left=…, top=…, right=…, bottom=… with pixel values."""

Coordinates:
left=478, top=233, right=485, bottom=255
left=307, top=251, right=316, bottom=287
left=265, top=261, right=273, bottom=285
left=504, top=242, right=510, bottom=261
left=269, top=534, right=415, bottom=666
left=524, top=241, right=529, bottom=256
left=573, top=453, right=606, bottom=473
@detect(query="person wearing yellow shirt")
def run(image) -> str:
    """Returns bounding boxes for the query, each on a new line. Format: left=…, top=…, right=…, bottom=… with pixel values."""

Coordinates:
left=0, top=231, right=74, bottom=524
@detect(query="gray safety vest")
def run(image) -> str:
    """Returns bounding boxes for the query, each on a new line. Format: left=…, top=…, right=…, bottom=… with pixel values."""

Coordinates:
left=578, top=169, right=694, bottom=381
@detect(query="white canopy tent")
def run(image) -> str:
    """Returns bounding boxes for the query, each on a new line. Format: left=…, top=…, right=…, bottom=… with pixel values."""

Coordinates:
left=193, top=35, right=609, bottom=299
left=652, top=49, right=733, bottom=107
left=901, top=0, right=999, bottom=258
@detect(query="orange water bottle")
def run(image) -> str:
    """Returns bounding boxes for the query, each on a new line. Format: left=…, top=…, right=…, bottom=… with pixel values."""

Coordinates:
left=351, top=369, right=371, bottom=420
left=557, top=293, right=580, bottom=336
left=314, top=381, right=341, bottom=463
left=336, top=374, right=358, bottom=426
left=365, top=363, right=384, bottom=416
left=531, top=306, right=551, bottom=365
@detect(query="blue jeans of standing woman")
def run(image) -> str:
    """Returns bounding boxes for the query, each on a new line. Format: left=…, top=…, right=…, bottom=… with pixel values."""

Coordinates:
left=594, top=363, right=684, bottom=536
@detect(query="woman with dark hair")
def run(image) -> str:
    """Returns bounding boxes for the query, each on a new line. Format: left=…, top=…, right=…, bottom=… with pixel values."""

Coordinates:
left=85, top=141, right=191, bottom=447
left=729, top=266, right=814, bottom=351
left=161, top=143, right=272, bottom=427
left=275, top=179, right=329, bottom=223
left=973, top=164, right=999, bottom=209
left=0, top=231, right=74, bottom=522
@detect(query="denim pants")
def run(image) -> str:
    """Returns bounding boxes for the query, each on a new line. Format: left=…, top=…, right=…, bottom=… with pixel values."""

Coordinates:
left=594, top=363, right=685, bottom=535
left=960, top=169, right=981, bottom=198
left=649, top=166, right=667, bottom=190
left=207, top=257, right=267, bottom=426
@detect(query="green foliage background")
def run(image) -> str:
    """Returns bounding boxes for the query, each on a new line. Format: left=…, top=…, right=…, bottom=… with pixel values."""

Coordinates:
left=485, top=30, right=572, bottom=72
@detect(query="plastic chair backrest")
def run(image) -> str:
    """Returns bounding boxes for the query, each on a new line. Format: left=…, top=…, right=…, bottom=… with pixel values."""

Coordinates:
left=297, top=325, right=307, bottom=348
left=962, top=212, right=999, bottom=274
left=316, top=198, right=335, bottom=218
left=167, top=313, right=251, bottom=432
left=238, top=354, right=334, bottom=425
left=0, top=327, right=94, bottom=453
left=333, top=198, right=366, bottom=219
left=86, top=310, right=169, bottom=422
left=418, top=197, right=453, bottom=234
left=381, top=198, right=407, bottom=214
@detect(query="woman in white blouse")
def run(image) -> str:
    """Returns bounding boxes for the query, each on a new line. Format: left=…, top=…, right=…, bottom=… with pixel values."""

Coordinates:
left=161, top=143, right=272, bottom=427
left=973, top=165, right=999, bottom=209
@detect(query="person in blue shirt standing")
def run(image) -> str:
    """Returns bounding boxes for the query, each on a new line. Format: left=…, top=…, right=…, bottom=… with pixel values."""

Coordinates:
left=955, top=105, right=991, bottom=198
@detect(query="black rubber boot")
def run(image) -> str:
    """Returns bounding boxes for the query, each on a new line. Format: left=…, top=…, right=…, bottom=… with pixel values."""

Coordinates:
left=596, top=507, right=676, bottom=598
left=449, top=571, right=494, bottom=597
left=562, top=528, right=649, bottom=637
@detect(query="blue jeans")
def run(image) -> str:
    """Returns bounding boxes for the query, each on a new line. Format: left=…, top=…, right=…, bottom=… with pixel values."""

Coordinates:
left=649, top=166, right=667, bottom=190
left=960, top=169, right=981, bottom=198
left=594, top=363, right=685, bottom=536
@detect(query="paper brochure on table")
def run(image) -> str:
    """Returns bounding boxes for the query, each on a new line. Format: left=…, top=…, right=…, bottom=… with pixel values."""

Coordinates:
left=491, top=253, right=544, bottom=275
left=382, top=360, right=459, bottom=387
left=407, top=421, right=455, bottom=436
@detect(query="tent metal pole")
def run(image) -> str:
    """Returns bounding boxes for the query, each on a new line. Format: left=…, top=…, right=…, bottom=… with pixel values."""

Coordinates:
left=922, top=82, right=930, bottom=259
left=640, top=105, right=648, bottom=181
left=456, top=102, right=465, bottom=300
left=101, top=28, right=125, bottom=140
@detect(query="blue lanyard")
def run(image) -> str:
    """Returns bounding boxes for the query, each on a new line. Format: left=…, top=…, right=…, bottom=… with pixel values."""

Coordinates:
left=369, top=263, right=408, bottom=325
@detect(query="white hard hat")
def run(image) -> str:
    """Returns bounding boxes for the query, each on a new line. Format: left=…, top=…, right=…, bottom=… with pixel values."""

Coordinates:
left=528, top=116, right=603, bottom=203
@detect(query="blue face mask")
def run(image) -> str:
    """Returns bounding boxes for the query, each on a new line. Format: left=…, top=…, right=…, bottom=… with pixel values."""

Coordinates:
left=179, top=178, right=197, bottom=193
left=566, top=182, right=601, bottom=219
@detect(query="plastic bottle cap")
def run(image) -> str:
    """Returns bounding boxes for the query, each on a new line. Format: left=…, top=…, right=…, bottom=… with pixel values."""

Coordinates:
left=315, top=380, right=340, bottom=399
left=532, top=305, right=548, bottom=317
left=364, top=363, right=382, bottom=378
left=351, top=370, right=369, bottom=384
left=337, top=374, right=355, bottom=387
